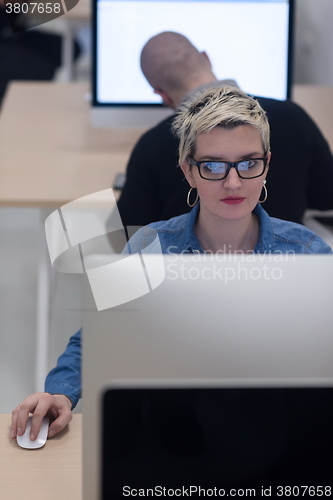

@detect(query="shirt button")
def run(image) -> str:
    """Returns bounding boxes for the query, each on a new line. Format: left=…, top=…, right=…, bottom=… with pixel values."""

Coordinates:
left=193, top=250, right=200, bottom=254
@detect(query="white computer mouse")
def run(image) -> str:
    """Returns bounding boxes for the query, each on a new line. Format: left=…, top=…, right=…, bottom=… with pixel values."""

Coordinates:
left=16, top=416, right=49, bottom=449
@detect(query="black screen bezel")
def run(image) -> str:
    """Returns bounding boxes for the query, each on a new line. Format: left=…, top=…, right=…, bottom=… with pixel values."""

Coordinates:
left=92, top=0, right=295, bottom=108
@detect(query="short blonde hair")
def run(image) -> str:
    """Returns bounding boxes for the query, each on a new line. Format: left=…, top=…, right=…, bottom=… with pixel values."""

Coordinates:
left=172, top=86, right=270, bottom=165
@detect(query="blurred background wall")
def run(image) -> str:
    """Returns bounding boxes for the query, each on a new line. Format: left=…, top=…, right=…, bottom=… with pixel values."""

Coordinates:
left=294, top=0, right=333, bottom=85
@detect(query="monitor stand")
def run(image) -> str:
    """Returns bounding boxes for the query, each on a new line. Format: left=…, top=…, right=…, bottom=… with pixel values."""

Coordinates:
left=91, top=106, right=173, bottom=128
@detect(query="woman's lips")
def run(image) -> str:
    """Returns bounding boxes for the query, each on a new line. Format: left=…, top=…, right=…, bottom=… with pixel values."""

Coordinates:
left=221, top=197, right=245, bottom=205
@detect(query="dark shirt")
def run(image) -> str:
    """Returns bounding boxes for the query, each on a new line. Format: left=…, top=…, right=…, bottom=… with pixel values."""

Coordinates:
left=0, top=8, right=79, bottom=104
left=117, top=96, right=333, bottom=226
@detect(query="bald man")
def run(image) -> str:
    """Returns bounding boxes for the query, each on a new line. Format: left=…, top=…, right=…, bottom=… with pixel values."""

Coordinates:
left=140, top=32, right=219, bottom=108
left=117, top=32, right=333, bottom=226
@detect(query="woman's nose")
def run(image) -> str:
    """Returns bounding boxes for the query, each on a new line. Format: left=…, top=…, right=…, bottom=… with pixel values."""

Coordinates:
left=222, top=167, right=243, bottom=189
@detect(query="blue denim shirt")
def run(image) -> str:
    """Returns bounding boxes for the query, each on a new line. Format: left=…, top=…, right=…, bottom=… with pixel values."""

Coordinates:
left=45, top=204, right=332, bottom=407
left=126, top=203, right=332, bottom=255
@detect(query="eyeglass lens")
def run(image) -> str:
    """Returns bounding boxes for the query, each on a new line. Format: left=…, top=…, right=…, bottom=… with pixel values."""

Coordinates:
left=200, top=159, right=265, bottom=179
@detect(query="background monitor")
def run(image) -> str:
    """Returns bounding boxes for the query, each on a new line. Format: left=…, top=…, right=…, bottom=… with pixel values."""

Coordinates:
left=92, top=0, right=295, bottom=127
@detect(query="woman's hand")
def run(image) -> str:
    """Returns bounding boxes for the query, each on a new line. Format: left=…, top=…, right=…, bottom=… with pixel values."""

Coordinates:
left=11, top=392, right=73, bottom=441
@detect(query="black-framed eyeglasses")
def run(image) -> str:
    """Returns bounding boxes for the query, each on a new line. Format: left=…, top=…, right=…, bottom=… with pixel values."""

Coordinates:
left=187, top=157, right=268, bottom=180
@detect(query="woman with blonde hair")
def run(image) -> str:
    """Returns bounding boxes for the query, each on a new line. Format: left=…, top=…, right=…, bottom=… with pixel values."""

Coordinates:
left=127, top=85, right=331, bottom=256
left=11, top=86, right=331, bottom=444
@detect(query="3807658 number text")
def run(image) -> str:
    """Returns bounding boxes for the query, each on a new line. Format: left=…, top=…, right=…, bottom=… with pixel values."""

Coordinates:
left=5, top=2, right=62, bottom=14
left=276, top=486, right=331, bottom=497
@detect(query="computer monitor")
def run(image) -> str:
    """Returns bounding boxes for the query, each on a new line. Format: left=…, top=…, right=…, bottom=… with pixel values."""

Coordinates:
left=101, top=381, right=333, bottom=498
left=82, top=254, right=333, bottom=499
left=92, top=0, right=295, bottom=127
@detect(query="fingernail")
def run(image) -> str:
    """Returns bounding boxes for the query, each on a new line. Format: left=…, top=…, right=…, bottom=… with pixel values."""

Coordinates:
left=30, top=433, right=35, bottom=441
left=17, top=427, right=22, bottom=436
left=11, top=430, right=15, bottom=439
left=48, top=429, right=55, bottom=438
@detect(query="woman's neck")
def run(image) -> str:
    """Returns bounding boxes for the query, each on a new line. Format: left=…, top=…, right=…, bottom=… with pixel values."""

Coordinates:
left=195, top=207, right=259, bottom=254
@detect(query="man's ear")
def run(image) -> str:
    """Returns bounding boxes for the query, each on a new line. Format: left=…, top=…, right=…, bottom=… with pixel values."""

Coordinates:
left=201, top=51, right=212, bottom=70
left=153, top=89, right=175, bottom=108
left=180, top=160, right=196, bottom=188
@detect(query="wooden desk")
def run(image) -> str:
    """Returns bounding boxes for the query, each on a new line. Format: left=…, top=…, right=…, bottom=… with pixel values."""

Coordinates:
left=0, top=82, right=147, bottom=208
left=0, top=81, right=147, bottom=393
left=293, top=85, right=333, bottom=151
left=0, top=414, right=82, bottom=499
left=66, top=0, right=90, bottom=19
left=292, top=85, right=333, bottom=225
left=0, top=82, right=332, bottom=210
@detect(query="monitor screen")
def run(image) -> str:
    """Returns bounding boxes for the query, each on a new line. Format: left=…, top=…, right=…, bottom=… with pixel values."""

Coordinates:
left=102, top=384, right=333, bottom=497
left=93, top=0, right=294, bottom=108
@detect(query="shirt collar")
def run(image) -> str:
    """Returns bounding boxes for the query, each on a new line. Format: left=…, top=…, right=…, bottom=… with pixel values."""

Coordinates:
left=180, top=79, right=239, bottom=106
left=253, top=203, right=275, bottom=252
left=182, top=202, right=274, bottom=254
left=182, top=203, right=204, bottom=253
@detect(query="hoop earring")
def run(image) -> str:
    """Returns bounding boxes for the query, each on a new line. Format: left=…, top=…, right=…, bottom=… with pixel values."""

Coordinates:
left=187, top=187, right=199, bottom=208
left=259, top=180, right=267, bottom=204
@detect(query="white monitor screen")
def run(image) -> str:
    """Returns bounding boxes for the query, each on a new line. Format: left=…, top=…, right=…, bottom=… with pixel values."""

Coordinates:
left=94, top=0, right=293, bottom=105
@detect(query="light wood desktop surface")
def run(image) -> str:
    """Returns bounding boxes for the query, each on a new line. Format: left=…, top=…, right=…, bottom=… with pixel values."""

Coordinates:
left=66, top=0, right=90, bottom=19
left=0, top=82, right=333, bottom=209
left=292, top=85, right=333, bottom=151
left=0, top=414, right=82, bottom=499
left=0, top=82, right=147, bottom=208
